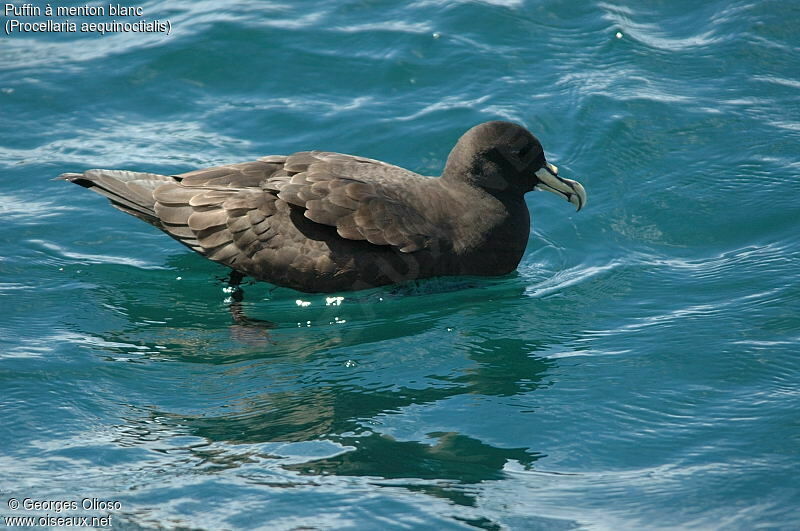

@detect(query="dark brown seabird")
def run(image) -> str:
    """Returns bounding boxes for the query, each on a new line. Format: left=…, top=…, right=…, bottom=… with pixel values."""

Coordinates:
left=58, top=121, right=586, bottom=293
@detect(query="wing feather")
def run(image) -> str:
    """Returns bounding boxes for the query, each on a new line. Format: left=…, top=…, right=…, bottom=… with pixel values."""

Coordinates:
left=276, top=152, right=449, bottom=253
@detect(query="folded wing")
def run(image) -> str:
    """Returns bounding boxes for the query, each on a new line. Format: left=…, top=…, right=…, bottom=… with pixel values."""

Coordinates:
left=268, top=151, right=449, bottom=253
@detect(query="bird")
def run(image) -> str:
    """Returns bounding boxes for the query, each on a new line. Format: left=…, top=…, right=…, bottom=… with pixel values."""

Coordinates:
left=57, top=121, right=586, bottom=293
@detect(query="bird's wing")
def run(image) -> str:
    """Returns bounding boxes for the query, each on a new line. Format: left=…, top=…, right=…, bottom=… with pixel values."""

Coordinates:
left=265, top=151, right=451, bottom=253
left=151, top=153, right=452, bottom=280
left=146, top=161, right=283, bottom=268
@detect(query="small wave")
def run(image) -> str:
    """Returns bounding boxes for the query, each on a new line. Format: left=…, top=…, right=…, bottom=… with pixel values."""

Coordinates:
left=599, top=2, right=724, bottom=51
left=412, top=0, right=525, bottom=8
left=0, top=192, right=79, bottom=223
left=390, top=95, right=492, bottom=122
left=523, top=259, right=626, bottom=299
left=334, top=21, right=434, bottom=35
left=29, top=239, right=163, bottom=269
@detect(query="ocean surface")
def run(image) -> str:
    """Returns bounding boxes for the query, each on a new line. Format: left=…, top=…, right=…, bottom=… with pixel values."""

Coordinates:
left=2, top=0, right=799, bottom=529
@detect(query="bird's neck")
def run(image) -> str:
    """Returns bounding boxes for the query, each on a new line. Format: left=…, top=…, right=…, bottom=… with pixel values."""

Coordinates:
left=443, top=186, right=530, bottom=275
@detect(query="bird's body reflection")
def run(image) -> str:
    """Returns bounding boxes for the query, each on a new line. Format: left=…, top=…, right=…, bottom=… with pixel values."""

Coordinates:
left=82, top=259, right=584, bottom=526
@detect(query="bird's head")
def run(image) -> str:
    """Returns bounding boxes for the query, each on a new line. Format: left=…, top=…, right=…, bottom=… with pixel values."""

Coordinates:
left=444, top=121, right=586, bottom=211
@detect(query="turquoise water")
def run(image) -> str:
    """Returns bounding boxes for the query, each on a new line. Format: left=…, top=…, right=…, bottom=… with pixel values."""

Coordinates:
left=2, top=0, right=799, bottom=528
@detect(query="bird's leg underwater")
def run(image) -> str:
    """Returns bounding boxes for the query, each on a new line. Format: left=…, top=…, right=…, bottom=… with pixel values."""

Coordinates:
left=224, top=270, right=276, bottom=329
left=226, top=269, right=246, bottom=302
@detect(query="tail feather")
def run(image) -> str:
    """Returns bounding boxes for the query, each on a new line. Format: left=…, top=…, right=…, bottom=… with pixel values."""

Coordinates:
left=57, top=169, right=176, bottom=224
